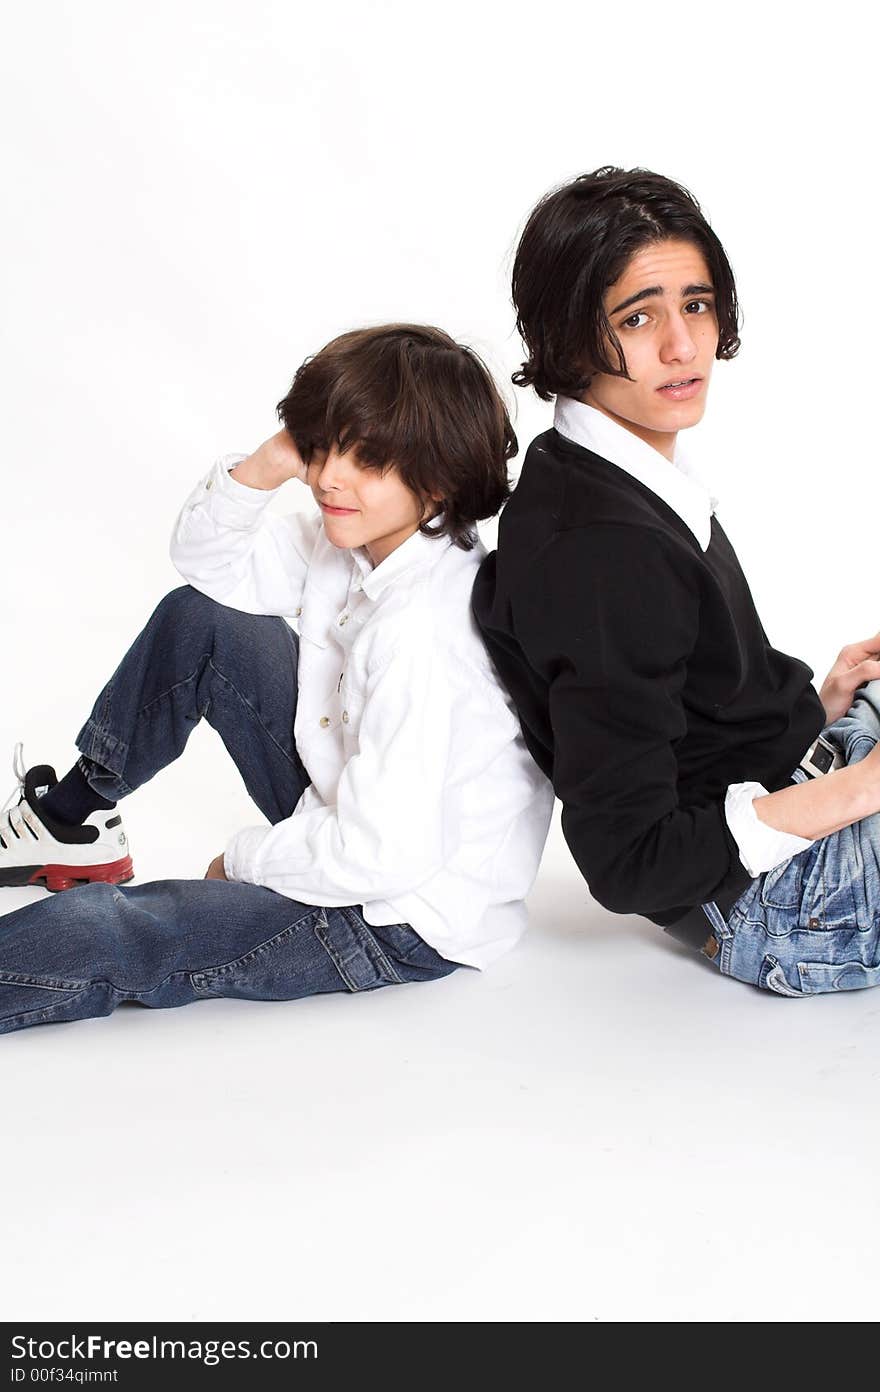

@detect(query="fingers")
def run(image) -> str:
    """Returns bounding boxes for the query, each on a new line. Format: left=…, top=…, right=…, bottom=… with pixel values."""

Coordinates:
left=840, top=634, right=880, bottom=662
left=828, top=659, right=880, bottom=709
left=852, top=658, right=880, bottom=678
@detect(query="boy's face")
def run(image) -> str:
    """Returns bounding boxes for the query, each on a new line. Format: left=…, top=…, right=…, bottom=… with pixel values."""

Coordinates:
left=582, top=237, right=719, bottom=460
left=308, top=446, right=434, bottom=566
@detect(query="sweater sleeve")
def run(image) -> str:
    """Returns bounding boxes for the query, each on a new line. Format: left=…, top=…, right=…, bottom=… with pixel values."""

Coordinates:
left=513, top=525, right=751, bottom=917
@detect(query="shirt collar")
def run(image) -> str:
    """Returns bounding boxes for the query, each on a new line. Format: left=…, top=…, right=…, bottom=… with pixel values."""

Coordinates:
left=552, top=396, right=718, bottom=551
left=350, top=522, right=452, bottom=601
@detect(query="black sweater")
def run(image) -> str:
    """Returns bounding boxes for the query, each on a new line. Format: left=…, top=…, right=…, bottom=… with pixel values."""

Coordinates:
left=471, top=428, right=825, bottom=927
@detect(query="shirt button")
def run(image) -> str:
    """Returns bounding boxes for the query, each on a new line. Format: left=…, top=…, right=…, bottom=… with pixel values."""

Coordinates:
left=342, top=710, right=350, bottom=724
left=338, top=613, right=349, bottom=626
left=205, top=479, right=213, bottom=490
left=319, top=716, right=330, bottom=728
left=294, top=607, right=303, bottom=617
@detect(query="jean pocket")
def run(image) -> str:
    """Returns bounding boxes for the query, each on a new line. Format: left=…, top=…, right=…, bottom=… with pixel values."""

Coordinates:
left=796, top=958, right=880, bottom=993
left=190, top=906, right=406, bottom=1001
left=190, top=909, right=333, bottom=1001
left=760, top=850, right=809, bottom=911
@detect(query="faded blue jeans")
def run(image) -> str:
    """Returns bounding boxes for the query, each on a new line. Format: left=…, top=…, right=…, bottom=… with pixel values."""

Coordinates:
left=705, top=682, right=880, bottom=996
left=0, top=586, right=457, bottom=1035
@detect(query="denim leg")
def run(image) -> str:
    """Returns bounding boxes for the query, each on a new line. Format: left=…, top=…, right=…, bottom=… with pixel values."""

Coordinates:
left=0, top=880, right=458, bottom=1035
left=709, top=686, right=880, bottom=996
left=73, top=585, right=310, bottom=824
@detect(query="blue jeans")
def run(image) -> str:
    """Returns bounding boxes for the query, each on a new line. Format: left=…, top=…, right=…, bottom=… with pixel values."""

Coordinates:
left=705, top=682, right=880, bottom=996
left=0, top=586, right=457, bottom=1035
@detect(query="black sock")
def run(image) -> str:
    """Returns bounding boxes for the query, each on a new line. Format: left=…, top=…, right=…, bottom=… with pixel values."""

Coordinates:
left=38, top=761, right=117, bottom=826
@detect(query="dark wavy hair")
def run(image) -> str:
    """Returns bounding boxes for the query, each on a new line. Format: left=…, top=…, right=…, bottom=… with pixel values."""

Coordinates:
left=276, top=324, right=516, bottom=550
left=512, top=166, right=741, bottom=401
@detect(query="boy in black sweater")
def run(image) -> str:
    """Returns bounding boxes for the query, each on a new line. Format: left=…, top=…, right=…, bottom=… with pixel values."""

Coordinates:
left=472, top=166, right=880, bottom=996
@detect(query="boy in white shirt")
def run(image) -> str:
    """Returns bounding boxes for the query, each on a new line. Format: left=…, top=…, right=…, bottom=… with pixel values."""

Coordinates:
left=0, top=324, right=553, bottom=1035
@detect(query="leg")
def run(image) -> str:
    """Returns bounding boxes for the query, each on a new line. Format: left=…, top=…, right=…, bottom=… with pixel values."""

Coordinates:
left=74, top=585, right=309, bottom=824
left=0, top=879, right=458, bottom=1036
left=708, top=689, right=880, bottom=995
left=709, top=822, right=880, bottom=995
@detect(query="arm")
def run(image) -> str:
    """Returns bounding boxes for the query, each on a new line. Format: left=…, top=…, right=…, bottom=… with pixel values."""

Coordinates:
left=753, top=751, right=880, bottom=840
left=169, top=430, right=320, bottom=616
left=223, top=630, right=455, bottom=903
left=742, top=633, right=880, bottom=845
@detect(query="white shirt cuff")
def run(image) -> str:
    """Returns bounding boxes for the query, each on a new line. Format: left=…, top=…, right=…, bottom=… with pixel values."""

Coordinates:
left=223, top=824, right=272, bottom=884
left=725, top=781, right=815, bottom=877
left=199, top=454, right=283, bottom=527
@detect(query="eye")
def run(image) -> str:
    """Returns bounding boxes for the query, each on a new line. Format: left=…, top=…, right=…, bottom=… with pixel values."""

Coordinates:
left=684, top=298, right=714, bottom=315
left=621, top=310, right=650, bottom=329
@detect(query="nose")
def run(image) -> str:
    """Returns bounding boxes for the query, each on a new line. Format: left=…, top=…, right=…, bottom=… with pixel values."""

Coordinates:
left=659, top=313, right=699, bottom=366
left=315, top=447, right=351, bottom=492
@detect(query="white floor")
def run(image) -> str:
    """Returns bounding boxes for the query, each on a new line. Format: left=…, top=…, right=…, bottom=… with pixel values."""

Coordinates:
left=2, top=683, right=880, bottom=1322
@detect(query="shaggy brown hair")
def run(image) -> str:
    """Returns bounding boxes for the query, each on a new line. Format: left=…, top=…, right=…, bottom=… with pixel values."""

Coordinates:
left=276, top=324, right=516, bottom=550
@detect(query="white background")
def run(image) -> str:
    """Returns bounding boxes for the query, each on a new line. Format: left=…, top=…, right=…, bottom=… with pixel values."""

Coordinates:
left=1, top=0, right=879, bottom=1324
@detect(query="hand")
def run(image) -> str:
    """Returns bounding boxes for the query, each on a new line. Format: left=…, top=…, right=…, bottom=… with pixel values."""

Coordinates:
left=230, top=429, right=309, bottom=491
left=262, top=428, right=309, bottom=484
left=819, top=633, right=880, bottom=724
left=204, top=853, right=229, bottom=881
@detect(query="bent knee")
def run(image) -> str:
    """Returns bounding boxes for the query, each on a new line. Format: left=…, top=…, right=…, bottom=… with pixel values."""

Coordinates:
left=151, top=584, right=291, bottom=652
left=154, top=583, right=223, bottom=622
left=152, top=585, right=254, bottom=641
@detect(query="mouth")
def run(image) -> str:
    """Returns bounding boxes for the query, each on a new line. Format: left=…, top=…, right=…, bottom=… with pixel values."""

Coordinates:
left=656, top=376, right=704, bottom=401
left=320, top=503, right=359, bottom=516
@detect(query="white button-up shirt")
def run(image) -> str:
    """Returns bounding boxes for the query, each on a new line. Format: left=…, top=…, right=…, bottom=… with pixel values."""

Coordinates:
left=169, top=456, right=555, bottom=969
left=553, top=398, right=814, bottom=878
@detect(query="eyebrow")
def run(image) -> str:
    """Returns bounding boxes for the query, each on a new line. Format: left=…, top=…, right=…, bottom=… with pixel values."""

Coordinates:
left=609, top=282, right=715, bottom=316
